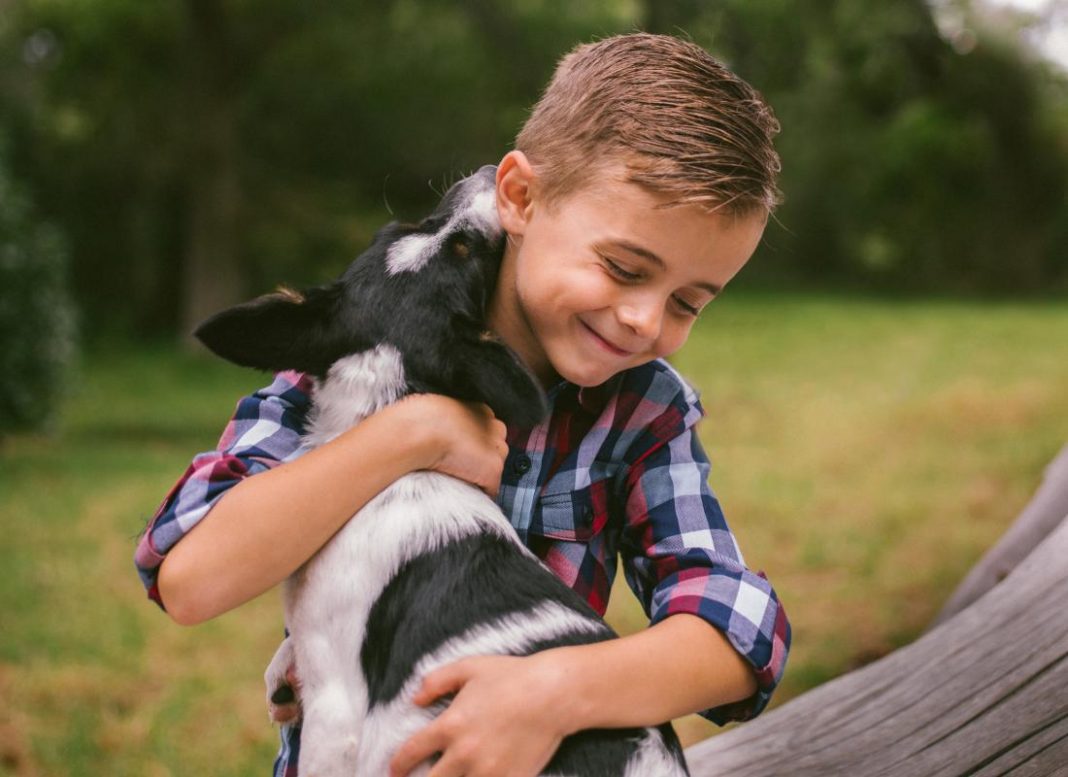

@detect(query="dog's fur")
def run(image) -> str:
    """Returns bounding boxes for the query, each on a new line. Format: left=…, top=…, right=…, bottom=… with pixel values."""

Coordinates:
left=195, top=166, right=690, bottom=776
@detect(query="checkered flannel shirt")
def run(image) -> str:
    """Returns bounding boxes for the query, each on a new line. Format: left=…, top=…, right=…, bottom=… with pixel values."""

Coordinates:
left=135, top=358, right=790, bottom=773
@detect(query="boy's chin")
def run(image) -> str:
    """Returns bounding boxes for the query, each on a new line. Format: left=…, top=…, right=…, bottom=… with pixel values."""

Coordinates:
left=551, top=357, right=635, bottom=389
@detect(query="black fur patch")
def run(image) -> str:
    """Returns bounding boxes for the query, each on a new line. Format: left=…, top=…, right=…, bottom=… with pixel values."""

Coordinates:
left=362, top=533, right=612, bottom=707
left=361, top=534, right=691, bottom=775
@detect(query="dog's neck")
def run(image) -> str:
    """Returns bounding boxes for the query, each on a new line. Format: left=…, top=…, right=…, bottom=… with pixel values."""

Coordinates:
left=303, top=345, right=409, bottom=448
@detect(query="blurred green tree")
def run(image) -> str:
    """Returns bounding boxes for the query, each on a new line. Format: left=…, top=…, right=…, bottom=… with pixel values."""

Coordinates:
left=0, top=137, right=74, bottom=436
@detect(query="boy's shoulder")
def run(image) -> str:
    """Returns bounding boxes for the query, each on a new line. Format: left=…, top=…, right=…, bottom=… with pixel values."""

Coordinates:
left=617, top=357, right=703, bottom=413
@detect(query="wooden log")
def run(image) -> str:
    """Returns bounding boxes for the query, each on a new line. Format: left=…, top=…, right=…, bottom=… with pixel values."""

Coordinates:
left=685, top=515, right=1068, bottom=776
left=931, top=443, right=1068, bottom=627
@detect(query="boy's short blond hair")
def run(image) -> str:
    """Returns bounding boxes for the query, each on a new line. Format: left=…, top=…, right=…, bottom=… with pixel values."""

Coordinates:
left=516, top=33, right=781, bottom=217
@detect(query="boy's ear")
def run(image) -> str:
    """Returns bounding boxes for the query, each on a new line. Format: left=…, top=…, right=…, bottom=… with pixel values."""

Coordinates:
left=194, top=284, right=349, bottom=375
left=495, top=150, right=537, bottom=237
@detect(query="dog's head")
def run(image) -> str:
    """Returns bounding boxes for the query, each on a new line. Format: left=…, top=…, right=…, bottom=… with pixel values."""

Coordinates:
left=195, top=165, right=547, bottom=427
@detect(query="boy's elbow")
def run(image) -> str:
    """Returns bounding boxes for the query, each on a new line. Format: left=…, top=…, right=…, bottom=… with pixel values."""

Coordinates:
left=157, top=555, right=212, bottom=626
left=166, top=598, right=209, bottom=627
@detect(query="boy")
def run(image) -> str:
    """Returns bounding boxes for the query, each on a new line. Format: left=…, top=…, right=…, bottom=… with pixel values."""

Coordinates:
left=136, top=33, right=790, bottom=777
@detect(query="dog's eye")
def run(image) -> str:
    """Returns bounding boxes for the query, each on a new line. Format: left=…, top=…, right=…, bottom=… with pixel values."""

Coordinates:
left=449, top=236, right=470, bottom=259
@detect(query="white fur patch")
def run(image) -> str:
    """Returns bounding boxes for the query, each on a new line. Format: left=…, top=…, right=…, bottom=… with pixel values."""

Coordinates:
left=302, top=345, right=408, bottom=448
left=623, top=727, right=689, bottom=777
left=385, top=232, right=441, bottom=276
left=464, top=187, right=499, bottom=237
left=385, top=176, right=502, bottom=275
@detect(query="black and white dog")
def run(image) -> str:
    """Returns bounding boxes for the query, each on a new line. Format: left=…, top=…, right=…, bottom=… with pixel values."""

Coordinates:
left=195, top=166, right=690, bottom=776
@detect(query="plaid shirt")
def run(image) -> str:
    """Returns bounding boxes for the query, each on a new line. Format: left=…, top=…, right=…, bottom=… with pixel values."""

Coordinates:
left=135, top=358, right=790, bottom=774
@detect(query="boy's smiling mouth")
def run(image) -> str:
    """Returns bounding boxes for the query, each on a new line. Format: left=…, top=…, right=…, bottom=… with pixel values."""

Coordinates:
left=578, top=319, right=635, bottom=357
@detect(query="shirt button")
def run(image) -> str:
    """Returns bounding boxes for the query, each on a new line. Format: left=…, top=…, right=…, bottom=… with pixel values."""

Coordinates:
left=513, top=454, right=532, bottom=475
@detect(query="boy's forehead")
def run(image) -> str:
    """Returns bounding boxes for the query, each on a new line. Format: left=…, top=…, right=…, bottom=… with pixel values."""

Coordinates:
left=547, top=171, right=760, bottom=240
left=538, top=161, right=755, bottom=220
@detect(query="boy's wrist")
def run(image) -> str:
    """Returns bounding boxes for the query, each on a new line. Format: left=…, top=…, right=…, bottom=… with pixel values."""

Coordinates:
left=377, top=396, right=443, bottom=472
left=529, top=647, right=594, bottom=737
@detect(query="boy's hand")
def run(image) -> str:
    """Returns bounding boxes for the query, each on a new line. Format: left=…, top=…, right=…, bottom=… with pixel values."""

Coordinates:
left=399, top=394, right=510, bottom=498
left=389, top=654, right=570, bottom=777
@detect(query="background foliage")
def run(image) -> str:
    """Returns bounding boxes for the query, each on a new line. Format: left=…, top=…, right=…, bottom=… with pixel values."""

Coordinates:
left=1, top=0, right=1066, bottom=772
left=0, top=137, right=73, bottom=437
left=1, top=0, right=1066, bottom=345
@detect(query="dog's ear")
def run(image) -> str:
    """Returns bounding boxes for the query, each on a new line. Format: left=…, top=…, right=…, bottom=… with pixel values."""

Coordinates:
left=194, top=283, right=350, bottom=375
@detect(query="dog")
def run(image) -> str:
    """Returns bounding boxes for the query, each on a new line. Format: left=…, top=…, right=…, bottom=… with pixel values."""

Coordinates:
left=194, top=166, right=690, bottom=776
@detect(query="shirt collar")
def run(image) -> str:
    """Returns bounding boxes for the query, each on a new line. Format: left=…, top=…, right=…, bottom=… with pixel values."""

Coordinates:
left=545, top=373, right=622, bottom=418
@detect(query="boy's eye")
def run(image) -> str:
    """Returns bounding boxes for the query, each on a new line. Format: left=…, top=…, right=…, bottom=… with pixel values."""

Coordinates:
left=602, top=257, right=642, bottom=282
left=672, top=295, right=702, bottom=317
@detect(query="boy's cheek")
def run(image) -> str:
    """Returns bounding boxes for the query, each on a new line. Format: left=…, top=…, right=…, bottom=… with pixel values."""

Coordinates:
left=651, top=321, right=695, bottom=361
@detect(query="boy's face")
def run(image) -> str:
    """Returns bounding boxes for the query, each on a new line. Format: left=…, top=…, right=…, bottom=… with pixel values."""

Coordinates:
left=490, top=152, right=765, bottom=389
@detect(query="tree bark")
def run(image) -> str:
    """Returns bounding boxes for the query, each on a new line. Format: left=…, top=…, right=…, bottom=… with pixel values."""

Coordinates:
left=180, top=0, right=244, bottom=341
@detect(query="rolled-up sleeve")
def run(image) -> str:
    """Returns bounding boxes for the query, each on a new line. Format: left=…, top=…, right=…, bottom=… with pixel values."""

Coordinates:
left=620, top=423, right=791, bottom=724
left=134, top=371, right=313, bottom=610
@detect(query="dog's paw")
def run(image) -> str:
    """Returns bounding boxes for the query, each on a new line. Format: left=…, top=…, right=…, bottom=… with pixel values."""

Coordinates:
left=265, top=637, right=303, bottom=725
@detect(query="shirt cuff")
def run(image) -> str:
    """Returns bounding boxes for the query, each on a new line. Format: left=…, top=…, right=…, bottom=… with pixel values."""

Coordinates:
left=134, top=452, right=253, bottom=609
left=134, top=371, right=313, bottom=611
left=648, top=565, right=791, bottom=724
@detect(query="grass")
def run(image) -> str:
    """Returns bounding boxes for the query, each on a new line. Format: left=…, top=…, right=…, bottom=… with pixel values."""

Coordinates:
left=3, top=292, right=1067, bottom=774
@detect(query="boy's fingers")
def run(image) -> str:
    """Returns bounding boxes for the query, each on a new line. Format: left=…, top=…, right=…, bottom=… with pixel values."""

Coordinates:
left=390, top=723, right=447, bottom=777
left=426, top=753, right=466, bottom=777
left=413, top=661, right=472, bottom=706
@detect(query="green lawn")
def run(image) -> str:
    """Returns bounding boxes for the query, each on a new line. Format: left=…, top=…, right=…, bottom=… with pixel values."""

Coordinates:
left=2, top=293, right=1066, bottom=774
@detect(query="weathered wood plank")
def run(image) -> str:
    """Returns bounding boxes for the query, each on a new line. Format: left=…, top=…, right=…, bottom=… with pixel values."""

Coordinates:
left=932, top=443, right=1068, bottom=627
left=685, top=515, right=1068, bottom=777
left=968, top=712, right=1068, bottom=776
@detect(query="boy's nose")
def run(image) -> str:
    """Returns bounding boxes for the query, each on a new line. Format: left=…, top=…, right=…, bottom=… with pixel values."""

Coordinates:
left=617, top=299, right=663, bottom=342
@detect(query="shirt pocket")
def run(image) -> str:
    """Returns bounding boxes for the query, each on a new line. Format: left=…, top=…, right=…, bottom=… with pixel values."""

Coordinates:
left=529, top=478, right=613, bottom=543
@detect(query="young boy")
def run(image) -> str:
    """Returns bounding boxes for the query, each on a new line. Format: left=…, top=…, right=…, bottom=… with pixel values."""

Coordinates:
left=136, top=33, right=790, bottom=777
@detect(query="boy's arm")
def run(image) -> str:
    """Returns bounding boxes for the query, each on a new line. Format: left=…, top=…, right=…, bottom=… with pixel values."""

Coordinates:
left=620, top=423, right=791, bottom=723
left=390, top=612, right=754, bottom=777
left=159, top=397, right=485, bottom=623
left=138, top=374, right=509, bottom=625
left=539, top=611, right=757, bottom=728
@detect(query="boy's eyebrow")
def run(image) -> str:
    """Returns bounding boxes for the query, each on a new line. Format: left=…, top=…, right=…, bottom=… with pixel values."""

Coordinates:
left=607, top=239, right=723, bottom=295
